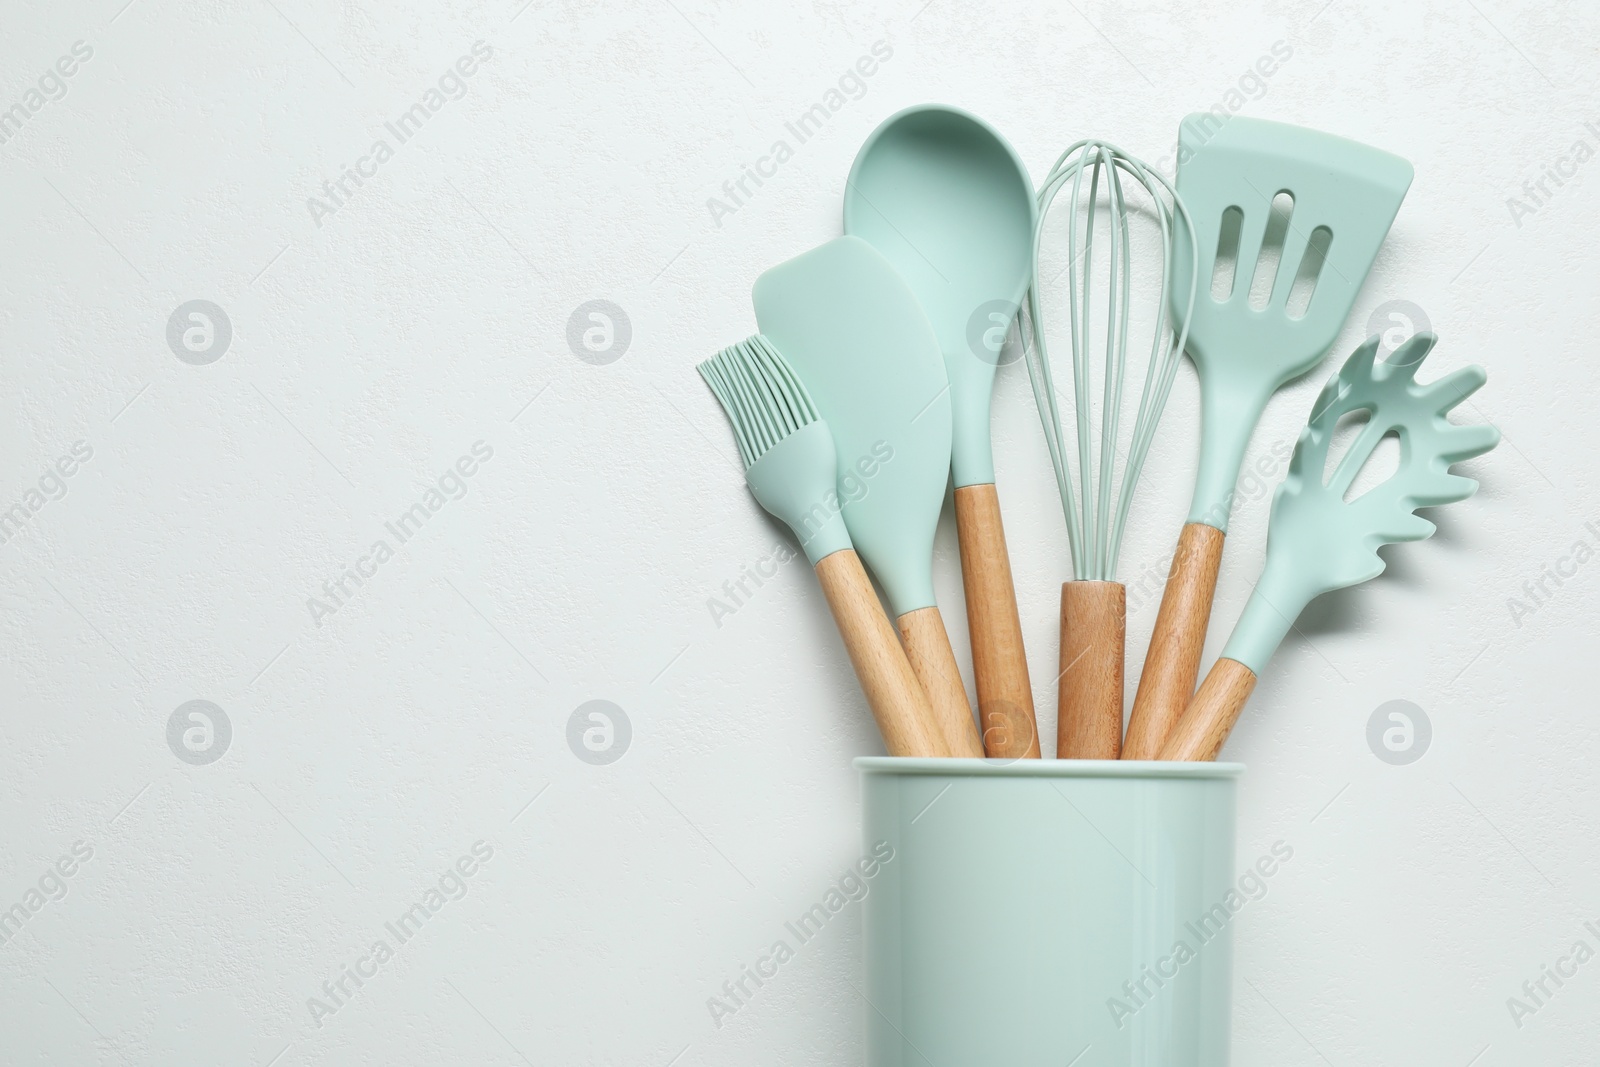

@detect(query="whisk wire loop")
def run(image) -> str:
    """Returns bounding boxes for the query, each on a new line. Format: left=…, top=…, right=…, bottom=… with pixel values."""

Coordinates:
left=1024, top=140, right=1198, bottom=581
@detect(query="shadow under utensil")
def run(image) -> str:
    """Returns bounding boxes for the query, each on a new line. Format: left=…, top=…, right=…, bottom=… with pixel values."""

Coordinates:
left=1292, top=583, right=1367, bottom=640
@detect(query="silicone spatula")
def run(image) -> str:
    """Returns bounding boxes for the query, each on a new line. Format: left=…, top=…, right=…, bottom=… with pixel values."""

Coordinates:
left=754, top=236, right=984, bottom=758
left=844, top=104, right=1042, bottom=759
left=1123, top=115, right=1415, bottom=759
left=1159, top=333, right=1499, bottom=760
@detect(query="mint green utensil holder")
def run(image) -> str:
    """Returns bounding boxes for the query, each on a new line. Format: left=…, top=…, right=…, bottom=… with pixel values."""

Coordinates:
left=858, top=758, right=1244, bottom=1066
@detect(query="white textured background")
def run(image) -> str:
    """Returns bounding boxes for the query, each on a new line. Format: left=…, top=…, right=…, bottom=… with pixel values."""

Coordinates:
left=2, top=0, right=1596, bottom=1063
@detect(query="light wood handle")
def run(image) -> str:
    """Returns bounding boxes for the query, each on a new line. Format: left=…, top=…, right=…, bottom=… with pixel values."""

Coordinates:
left=1056, top=581, right=1125, bottom=760
left=896, top=606, right=984, bottom=758
left=1122, top=523, right=1226, bottom=760
left=954, top=484, right=1041, bottom=759
left=814, top=550, right=948, bottom=758
left=1157, top=657, right=1258, bottom=762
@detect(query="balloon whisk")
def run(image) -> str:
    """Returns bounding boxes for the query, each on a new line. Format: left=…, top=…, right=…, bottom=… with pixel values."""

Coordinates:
left=1024, top=139, right=1197, bottom=760
left=1025, top=141, right=1197, bottom=580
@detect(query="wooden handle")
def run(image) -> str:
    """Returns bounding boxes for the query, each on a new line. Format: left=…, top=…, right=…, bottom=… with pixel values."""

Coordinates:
left=954, top=484, right=1041, bottom=759
left=814, top=550, right=948, bottom=758
left=1056, top=581, right=1125, bottom=760
left=1122, top=523, right=1226, bottom=760
left=896, top=606, right=984, bottom=758
left=1157, top=657, right=1258, bottom=762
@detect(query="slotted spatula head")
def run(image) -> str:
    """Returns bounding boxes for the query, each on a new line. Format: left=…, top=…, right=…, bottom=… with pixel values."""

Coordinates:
left=752, top=236, right=951, bottom=617
left=1223, top=333, right=1499, bottom=673
left=1172, top=115, right=1414, bottom=528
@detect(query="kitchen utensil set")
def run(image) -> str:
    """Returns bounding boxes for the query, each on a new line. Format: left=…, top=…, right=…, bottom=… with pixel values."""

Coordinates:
left=697, top=108, right=1496, bottom=763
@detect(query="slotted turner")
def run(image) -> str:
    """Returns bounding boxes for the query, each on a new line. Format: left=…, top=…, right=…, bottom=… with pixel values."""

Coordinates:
left=1159, top=333, right=1499, bottom=761
left=1124, top=115, right=1415, bottom=760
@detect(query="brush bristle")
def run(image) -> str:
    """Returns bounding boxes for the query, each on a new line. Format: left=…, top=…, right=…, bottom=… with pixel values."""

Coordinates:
left=697, top=335, right=819, bottom=469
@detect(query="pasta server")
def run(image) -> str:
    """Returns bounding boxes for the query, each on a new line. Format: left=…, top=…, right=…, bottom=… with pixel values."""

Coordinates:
left=1159, top=333, right=1499, bottom=761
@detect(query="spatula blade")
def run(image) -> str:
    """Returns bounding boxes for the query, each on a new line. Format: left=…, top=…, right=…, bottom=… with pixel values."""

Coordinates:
left=752, top=236, right=951, bottom=616
left=1172, top=114, right=1414, bottom=379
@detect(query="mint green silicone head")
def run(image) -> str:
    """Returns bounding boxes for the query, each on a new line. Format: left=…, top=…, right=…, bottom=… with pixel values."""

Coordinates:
left=1171, top=115, right=1413, bottom=530
left=1223, top=334, right=1499, bottom=673
left=752, top=237, right=951, bottom=616
left=697, top=335, right=853, bottom=567
left=843, top=104, right=1036, bottom=488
